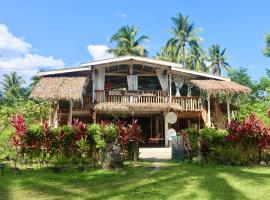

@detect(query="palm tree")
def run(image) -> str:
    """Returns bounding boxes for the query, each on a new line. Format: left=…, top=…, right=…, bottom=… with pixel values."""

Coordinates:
left=156, top=43, right=182, bottom=63
left=167, top=13, right=202, bottom=67
left=208, top=44, right=231, bottom=75
left=0, top=71, right=25, bottom=98
left=186, top=47, right=208, bottom=72
left=29, top=75, right=40, bottom=91
left=263, top=33, right=270, bottom=57
left=108, top=25, right=149, bottom=57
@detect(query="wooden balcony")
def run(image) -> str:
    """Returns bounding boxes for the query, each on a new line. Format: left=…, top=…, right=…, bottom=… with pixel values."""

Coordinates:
left=94, top=90, right=202, bottom=112
left=172, top=96, right=202, bottom=111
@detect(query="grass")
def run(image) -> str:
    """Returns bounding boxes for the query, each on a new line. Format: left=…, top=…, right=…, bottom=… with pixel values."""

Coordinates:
left=0, top=161, right=270, bottom=200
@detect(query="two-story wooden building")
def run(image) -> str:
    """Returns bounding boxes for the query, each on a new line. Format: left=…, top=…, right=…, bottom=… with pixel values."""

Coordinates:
left=30, top=56, right=251, bottom=147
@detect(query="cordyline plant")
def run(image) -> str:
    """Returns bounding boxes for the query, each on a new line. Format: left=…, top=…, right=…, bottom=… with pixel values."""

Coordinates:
left=226, top=113, right=270, bottom=161
left=11, top=113, right=28, bottom=167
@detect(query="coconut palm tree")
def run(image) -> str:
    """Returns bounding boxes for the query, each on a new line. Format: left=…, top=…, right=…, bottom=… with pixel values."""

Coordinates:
left=0, top=71, right=25, bottom=98
left=263, top=33, right=270, bottom=57
left=108, top=25, right=149, bottom=57
left=167, top=13, right=202, bottom=67
left=186, top=47, right=208, bottom=72
left=156, top=43, right=182, bottom=63
left=208, top=44, right=231, bottom=76
left=29, top=75, right=40, bottom=91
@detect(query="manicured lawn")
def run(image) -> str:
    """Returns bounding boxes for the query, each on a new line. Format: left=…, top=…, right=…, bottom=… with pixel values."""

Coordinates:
left=0, top=162, right=270, bottom=200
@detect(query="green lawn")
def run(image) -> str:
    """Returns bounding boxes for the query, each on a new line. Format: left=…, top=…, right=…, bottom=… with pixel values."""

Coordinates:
left=0, top=162, right=270, bottom=200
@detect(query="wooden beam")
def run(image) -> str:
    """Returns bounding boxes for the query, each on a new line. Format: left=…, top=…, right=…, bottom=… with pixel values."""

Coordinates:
left=67, top=100, right=73, bottom=126
left=92, top=69, right=95, bottom=103
left=169, top=71, right=172, bottom=103
left=207, top=95, right=211, bottom=127
left=226, top=94, right=233, bottom=123
left=105, top=73, right=157, bottom=76
left=164, top=112, right=169, bottom=147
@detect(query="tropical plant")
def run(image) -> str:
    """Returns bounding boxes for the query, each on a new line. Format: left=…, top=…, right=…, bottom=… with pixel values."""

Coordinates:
left=186, top=47, right=208, bottom=72
left=167, top=13, right=202, bottom=67
left=0, top=71, right=26, bottom=100
left=263, top=33, right=270, bottom=57
left=208, top=44, right=230, bottom=75
left=157, top=43, right=182, bottom=63
left=108, top=25, right=149, bottom=57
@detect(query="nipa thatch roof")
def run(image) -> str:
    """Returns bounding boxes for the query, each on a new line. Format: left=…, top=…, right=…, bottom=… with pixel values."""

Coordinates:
left=190, top=80, right=251, bottom=95
left=94, top=102, right=182, bottom=113
left=30, top=77, right=88, bottom=102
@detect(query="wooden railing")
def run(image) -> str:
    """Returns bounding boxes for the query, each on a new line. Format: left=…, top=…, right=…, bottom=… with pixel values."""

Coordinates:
left=172, top=96, right=202, bottom=111
left=95, top=90, right=202, bottom=111
left=95, top=90, right=168, bottom=104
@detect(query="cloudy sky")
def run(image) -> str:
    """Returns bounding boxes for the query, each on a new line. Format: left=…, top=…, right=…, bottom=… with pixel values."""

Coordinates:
left=0, top=0, right=270, bottom=83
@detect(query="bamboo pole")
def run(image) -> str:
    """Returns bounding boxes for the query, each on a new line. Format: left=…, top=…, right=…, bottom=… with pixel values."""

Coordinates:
left=68, top=100, right=73, bottom=126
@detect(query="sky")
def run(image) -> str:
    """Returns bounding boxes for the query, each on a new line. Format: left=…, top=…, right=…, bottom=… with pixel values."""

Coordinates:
left=0, top=0, right=269, bottom=83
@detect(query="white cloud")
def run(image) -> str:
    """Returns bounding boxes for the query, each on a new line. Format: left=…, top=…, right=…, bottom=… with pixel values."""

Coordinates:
left=0, top=24, right=31, bottom=54
left=87, top=44, right=114, bottom=61
left=0, top=23, right=65, bottom=84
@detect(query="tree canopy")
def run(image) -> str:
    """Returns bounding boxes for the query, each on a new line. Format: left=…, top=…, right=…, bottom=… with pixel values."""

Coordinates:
left=108, top=25, right=149, bottom=57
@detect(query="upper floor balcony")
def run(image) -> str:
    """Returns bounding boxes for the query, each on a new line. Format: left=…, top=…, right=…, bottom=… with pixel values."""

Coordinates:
left=94, top=90, right=202, bottom=112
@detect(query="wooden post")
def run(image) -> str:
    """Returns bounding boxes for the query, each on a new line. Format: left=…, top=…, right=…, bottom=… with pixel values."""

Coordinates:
left=48, top=103, right=52, bottom=127
left=150, top=115, right=153, bottom=138
left=207, top=94, right=211, bottom=127
left=169, top=72, right=172, bottom=103
left=226, top=94, right=232, bottom=123
left=92, top=68, right=95, bottom=102
left=53, top=101, right=59, bottom=128
left=68, top=100, right=73, bottom=126
left=92, top=111, right=97, bottom=123
left=164, top=112, right=169, bottom=147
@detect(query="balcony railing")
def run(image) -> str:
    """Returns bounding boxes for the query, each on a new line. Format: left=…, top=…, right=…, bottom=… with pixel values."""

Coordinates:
left=172, top=96, right=202, bottom=111
left=95, top=90, right=202, bottom=111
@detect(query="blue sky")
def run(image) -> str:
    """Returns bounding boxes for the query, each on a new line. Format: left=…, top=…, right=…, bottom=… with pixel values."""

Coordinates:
left=0, top=0, right=269, bottom=82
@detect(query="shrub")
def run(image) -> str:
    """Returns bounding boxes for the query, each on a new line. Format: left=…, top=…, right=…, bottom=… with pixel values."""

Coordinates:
left=87, top=124, right=105, bottom=149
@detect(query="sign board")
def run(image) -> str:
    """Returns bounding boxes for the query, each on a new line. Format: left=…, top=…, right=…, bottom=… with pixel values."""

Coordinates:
left=167, top=128, right=176, bottom=141
left=106, top=90, right=161, bottom=97
left=166, top=112, right=177, bottom=124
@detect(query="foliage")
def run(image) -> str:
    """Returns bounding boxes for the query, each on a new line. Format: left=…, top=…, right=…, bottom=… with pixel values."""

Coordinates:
left=108, top=25, right=149, bottom=57
left=208, top=44, right=230, bottom=75
left=0, top=71, right=26, bottom=101
left=87, top=123, right=105, bottom=149
left=166, top=13, right=202, bottom=67
left=263, top=33, right=270, bottom=57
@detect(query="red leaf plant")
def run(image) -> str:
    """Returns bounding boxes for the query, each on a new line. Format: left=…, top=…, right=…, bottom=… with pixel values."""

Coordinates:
left=226, top=113, right=270, bottom=151
left=11, top=113, right=28, bottom=154
left=40, top=121, right=52, bottom=155
left=69, top=119, right=88, bottom=156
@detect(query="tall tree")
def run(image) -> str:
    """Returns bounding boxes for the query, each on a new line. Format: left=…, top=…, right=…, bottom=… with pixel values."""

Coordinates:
left=167, top=13, right=202, bottom=67
left=108, top=25, right=149, bottom=57
left=156, top=43, right=182, bottom=63
left=0, top=71, right=25, bottom=99
left=208, top=44, right=230, bottom=75
left=263, top=33, right=270, bottom=57
left=186, top=47, right=208, bottom=72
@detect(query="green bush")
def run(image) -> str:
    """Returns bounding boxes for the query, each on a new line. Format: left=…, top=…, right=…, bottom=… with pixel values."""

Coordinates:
left=104, top=123, right=117, bottom=139
left=87, top=124, right=105, bottom=149
left=0, top=128, right=13, bottom=160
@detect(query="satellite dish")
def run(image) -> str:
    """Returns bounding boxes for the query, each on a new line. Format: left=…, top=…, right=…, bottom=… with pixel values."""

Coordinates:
left=167, top=128, right=177, bottom=141
left=166, top=112, right=177, bottom=124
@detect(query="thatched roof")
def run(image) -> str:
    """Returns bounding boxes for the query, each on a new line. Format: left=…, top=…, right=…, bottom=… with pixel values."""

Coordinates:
left=94, top=102, right=182, bottom=113
left=190, top=80, right=251, bottom=95
left=30, top=77, right=88, bottom=102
